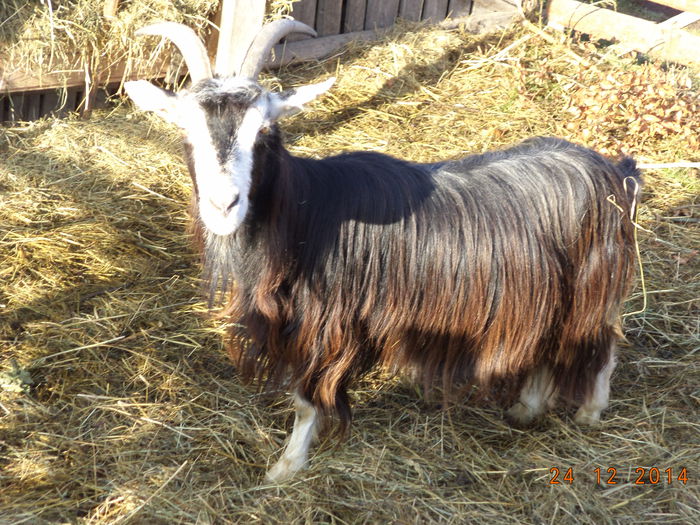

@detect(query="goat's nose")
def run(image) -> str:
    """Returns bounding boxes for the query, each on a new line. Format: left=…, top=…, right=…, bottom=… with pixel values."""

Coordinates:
left=209, top=193, right=240, bottom=215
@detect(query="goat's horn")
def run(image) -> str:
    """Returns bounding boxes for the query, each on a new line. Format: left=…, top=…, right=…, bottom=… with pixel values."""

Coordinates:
left=137, top=22, right=213, bottom=83
left=237, top=19, right=317, bottom=79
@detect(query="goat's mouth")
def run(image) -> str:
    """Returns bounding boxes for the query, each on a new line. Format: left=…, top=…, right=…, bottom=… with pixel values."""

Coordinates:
left=199, top=198, right=246, bottom=237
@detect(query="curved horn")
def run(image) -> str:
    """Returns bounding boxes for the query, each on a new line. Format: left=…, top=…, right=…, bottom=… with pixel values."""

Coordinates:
left=236, top=19, right=317, bottom=79
left=137, top=22, right=213, bottom=83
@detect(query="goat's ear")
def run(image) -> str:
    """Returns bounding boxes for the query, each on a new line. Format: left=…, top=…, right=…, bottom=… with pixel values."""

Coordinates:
left=124, top=80, right=180, bottom=124
left=269, top=77, right=335, bottom=119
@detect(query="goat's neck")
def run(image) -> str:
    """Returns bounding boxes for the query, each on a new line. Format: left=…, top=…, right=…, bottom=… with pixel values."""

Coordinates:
left=248, top=133, right=309, bottom=225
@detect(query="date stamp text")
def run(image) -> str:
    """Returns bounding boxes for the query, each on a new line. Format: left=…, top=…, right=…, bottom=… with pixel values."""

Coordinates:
left=548, top=467, right=689, bottom=485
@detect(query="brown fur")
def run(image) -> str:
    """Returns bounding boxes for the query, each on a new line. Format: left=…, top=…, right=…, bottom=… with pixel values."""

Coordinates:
left=190, top=137, right=640, bottom=432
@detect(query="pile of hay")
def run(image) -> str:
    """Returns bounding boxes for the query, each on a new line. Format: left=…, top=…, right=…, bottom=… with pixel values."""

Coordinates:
left=1, top=18, right=699, bottom=524
left=0, top=0, right=294, bottom=90
left=0, top=1, right=218, bottom=84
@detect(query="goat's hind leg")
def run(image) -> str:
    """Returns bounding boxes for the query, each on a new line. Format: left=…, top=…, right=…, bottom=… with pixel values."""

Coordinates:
left=266, top=392, right=319, bottom=482
left=507, top=366, right=557, bottom=425
left=574, top=342, right=617, bottom=425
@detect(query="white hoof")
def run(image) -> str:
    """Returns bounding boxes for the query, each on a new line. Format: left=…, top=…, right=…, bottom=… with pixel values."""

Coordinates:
left=574, top=407, right=602, bottom=425
left=265, top=455, right=306, bottom=483
left=507, top=402, right=538, bottom=425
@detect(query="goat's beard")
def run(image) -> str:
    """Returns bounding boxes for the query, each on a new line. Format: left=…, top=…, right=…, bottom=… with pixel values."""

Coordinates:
left=202, top=230, right=238, bottom=306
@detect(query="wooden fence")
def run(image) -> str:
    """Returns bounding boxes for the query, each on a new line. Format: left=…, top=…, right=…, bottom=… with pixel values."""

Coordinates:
left=3, top=0, right=698, bottom=123
left=0, top=85, right=119, bottom=125
left=291, top=0, right=476, bottom=34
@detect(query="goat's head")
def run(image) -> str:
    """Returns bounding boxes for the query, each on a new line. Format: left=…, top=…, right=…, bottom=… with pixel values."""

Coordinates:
left=125, top=21, right=334, bottom=236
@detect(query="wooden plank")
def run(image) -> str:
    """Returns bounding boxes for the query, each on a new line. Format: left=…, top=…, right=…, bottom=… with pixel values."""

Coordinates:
left=449, top=8, right=520, bottom=33
left=399, top=0, right=424, bottom=21
left=14, top=93, right=28, bottom=122
left=55, top=90, right=72, bottom=118
left=26, top=93, right=41, bottom=121
left=93, top=88, right=109, bottom=111
left=206, top=3, right=223, bottom=62
left=70, top=88, right=85, bottom=114
left=365, top=0, right=400, bottom=29
left=12, top=96, right=22, bottom=122
left=0, top=55, right=170, bottom=94
left=291, top=0, right=318, bottom=28
left=422, top=0, right=449, bottom=21
left=215, top=0, right=265, bottom=76
left=13, top=96, right=23, bottom=122
left=447, top=0, right=472, bottom=17
left=316, top=0, right=343, bottom=36
left=0, top=96, right=9, bottom=122
left=269, top=31, right=366, bottom=68
left=0, top=69, right=81, bottom=93
left=659, top=11, right=700, bottom=28
left=285, top=0, right=318, bottom=42
left=40, top=91, right=60, bottom=117
left=343, top=0, right=367, bottom=32
left=4, top=96, right=16, bottom=123
left=547, top=0, right=700, bottom=66
left=268, top=10, right=521, bottom=68
left=6, top=95, right=17, bottom=122
left=650, top=0, right=700, bottom=15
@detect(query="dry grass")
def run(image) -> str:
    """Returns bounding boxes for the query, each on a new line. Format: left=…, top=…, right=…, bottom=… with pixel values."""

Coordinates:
left=1, top=20, right=699, bottom=524
left=0, top=0, right=294, bottom=92
left=0, top=1, right=219, bottom=84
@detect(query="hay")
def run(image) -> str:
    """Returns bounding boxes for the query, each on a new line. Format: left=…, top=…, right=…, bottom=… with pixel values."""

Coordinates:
left=1, top=20, right=699, bottom=524
left=0, top=1, right=219, bottom=84
left=0, top=1, right=296, bottom=91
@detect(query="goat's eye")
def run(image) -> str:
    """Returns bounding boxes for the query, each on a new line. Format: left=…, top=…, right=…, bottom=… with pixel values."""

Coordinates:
left=259, top=125, right=270, bottom=135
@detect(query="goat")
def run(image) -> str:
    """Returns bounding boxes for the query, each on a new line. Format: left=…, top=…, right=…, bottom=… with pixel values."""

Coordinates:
left=125, top=20, right=641, bottom=482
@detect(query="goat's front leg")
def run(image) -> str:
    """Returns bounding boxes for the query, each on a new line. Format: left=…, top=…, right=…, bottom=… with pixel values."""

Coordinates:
left=266, top=392, right=319, bottom=482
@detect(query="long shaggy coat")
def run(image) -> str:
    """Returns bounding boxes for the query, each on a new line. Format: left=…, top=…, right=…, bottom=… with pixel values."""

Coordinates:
left=193, top=135, right=640, bottom=430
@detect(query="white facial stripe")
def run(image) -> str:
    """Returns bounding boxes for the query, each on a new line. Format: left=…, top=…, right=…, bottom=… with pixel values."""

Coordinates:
left=182, top=98, right=220, bottom=192
left=237, top=100, right=267, bottom=152
left=179, top=94, right=270, bottom=236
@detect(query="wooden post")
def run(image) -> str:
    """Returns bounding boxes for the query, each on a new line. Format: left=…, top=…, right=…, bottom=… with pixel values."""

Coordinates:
left=215, top=0, right=265, bottom=76
left=547, top=0, right=700, bottom=66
